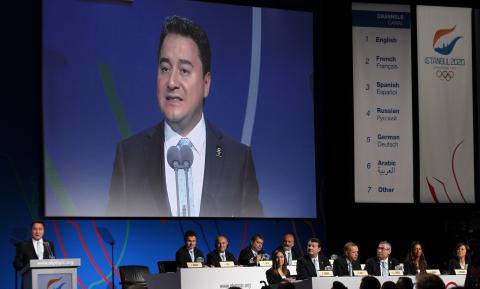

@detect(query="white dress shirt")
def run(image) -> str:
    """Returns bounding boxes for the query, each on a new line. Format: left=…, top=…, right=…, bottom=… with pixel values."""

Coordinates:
left=164, top=115, right=206, bottom=216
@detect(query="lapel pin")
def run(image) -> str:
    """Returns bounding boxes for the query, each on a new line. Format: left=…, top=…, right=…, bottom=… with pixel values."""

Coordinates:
left=216, top=146, right=223, bottom=158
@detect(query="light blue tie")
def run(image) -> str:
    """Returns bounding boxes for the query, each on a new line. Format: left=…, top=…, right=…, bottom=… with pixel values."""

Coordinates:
left=381, top=261, right=388, bottom=276
left=189, top=250, right=195, bottom=262
left=348, top=261, right=352, bottom=276
left=314, top=257, right=320, bottom=271
left=177, top=138, right=194, bottom=216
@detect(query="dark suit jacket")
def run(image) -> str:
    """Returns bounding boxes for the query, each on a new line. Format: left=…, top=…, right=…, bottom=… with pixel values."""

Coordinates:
left=13, top=239, right=55, bottom=271
left=364, top=256, right=400, bottom=276
left=296, top=254, right=330, bottom=280
left=238, top=247, right=264, bottom=266
left=403, top=259, right=427, bottom=275
left=107, top=121, right=263, bottom=217
left=175, top=246, right=204, bottom=268
left=332, top=256, right=362, bottom=276
left=206, top=250, right=236, bottom=267
left=266, top=268, right=291, bottom=285
left=448, top=258, right=470, bottom=274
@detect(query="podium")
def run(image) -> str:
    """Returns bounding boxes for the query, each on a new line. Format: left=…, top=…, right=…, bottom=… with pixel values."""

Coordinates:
left=21, top=259, right=81, bottom=289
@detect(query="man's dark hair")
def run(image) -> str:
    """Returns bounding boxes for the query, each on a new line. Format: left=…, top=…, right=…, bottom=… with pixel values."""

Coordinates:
left=308, top=238, right=321, bottom=247
left=360, top=276, right=381, bottom=289
left=31, top=220, right=45, bottom=229
left=251, top=233, right=264, bottom=242
left=396, top=277, right=414, bottom=289
left=184, top=230, right=197, bottom=241
left=416, top=273, right=445, bottom=289
left=158, top=15, right=211, bottom=76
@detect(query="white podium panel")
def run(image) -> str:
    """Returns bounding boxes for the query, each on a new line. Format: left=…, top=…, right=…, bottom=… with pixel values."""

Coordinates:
left=22, top=258, right=81, bottom=289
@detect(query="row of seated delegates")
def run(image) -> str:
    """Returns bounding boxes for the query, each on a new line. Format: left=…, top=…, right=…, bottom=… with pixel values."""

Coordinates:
left=176, top=231, right=298, bottom=269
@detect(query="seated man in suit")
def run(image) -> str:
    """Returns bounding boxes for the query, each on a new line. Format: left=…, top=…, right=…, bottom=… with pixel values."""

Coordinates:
left=365, top=241, right=400, bottom=276
left=13, top=220, right=55, bottom=271
left=175, top=230, right=204, bottom=268
left=239, top=234, right=265, bottom=266
left=272, top=233, right=299, bottom=266
left=106, top=15, right=263, bottom=218
left=296, top=238, right=330, bottom=280
left=206, top=235, right=236, bottom=267
left=333, top=242, right=362, bottom=276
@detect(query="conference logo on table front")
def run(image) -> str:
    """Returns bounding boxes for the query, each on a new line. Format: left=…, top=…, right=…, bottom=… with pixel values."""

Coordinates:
left=423, top=25, right=465, bottom=82
left=46, top=276, right=66, bottom=289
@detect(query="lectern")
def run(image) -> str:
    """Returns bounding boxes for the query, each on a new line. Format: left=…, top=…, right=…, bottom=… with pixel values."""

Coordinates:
left=21, top=259, right=81, bottom=289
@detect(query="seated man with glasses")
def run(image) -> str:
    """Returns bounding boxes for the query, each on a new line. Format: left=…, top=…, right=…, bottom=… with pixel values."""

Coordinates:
left=365, top=241, right=400, bottom=276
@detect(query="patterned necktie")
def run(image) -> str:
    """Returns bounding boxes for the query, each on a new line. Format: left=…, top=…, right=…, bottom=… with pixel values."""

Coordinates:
left=177, top=138, right=194, bottom=216
left=348, top=261, right=353, bottom=276
left=37, top=241, right=44, bottom=260
left=221, top=253, right=226, bottom=262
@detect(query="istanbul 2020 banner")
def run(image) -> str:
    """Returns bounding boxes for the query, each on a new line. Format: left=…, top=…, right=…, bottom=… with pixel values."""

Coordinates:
left=417, top=6, right=475, bottom=203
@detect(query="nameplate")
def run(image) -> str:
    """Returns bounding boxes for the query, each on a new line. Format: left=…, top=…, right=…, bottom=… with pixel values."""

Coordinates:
left=317, top=270, right=334, bottom=277
left=426, top=269, right=441, bottom=275
left=389, top=270, right=404, bottom=276
left=219, top=261, right=235, bottom=268
left=258, top=261, right=272, bottom=267
left=291, top=260, right=297, bottom=266
left=186, top=262, right=202, bottom=268
left=353, top=270, right=368, bottom=276
left=455, top=269, right=467, bottom=275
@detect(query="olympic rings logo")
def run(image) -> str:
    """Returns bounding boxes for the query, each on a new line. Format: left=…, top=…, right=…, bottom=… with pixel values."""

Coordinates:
left=436, top=70, right=454, bottom=81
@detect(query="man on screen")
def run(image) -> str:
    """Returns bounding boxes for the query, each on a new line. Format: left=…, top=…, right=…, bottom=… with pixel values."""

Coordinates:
left=13, top=221, right=55, bottom=271
left=106, top=15, right=263, bottom=217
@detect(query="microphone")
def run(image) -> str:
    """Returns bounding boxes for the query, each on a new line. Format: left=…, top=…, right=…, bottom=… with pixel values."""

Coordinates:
left=195, top=256, right=204, bottom=263
left=179, top=144, right=193, bottom=168
left=167, top=142, right=195, bottom=216
left=44, top=241, right=55, bottom=259
left=167, top=144, right=194, bottom=169
left=167, top=146, right=181, bottom=169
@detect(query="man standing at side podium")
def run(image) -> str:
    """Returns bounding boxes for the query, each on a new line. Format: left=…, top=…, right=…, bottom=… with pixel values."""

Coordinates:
left=107, top=15, right=263, bottom=218
left=13, top=220, right=55, bottom=271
